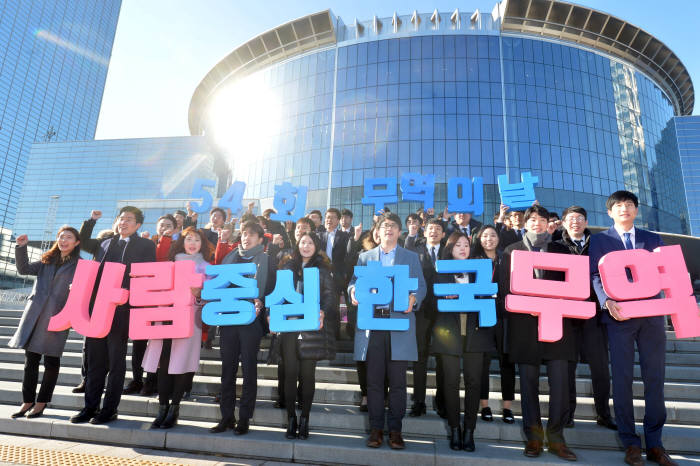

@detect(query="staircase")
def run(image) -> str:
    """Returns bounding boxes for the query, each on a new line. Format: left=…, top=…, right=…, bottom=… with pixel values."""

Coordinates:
left=0, top=304, right=698, bottom=465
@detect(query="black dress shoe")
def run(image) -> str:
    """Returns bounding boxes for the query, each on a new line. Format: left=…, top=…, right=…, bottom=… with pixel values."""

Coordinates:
left=462, top=428, right=475, bottom=452
left=480, top=406, right=493, bottom=422
left=122, top=380, right=143, bottom=395
left=285, top=415, right=297, bottom=439
left=11, top=403, right=35, bottom=419
left=70, top=408, right=96, bottom=424
left=209, top=417, right=236, bottom=433
left=90, top=410, right=117, bottom=424
left=502, top=408, right=515, bottom=424
left=596, top=415, right=618, bottom=430
left=449, top=426, right=462, bottom=451
left=564, top=418, right=575, bottom=428
left=409, top=402, right=426, bottom=417
left=72, top=380, right=86, bottom=393
left=234, top=418, right=249, bottom=435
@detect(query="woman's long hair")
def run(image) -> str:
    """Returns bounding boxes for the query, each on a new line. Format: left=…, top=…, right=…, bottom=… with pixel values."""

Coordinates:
left=169, top=227, right=214, bottom=261
left=280, top=232, right=330, bottom=271
left=470, top=224, right=499, bottom=259
left=41, top=226, right=81, bottom=264
left=442, top=231, right=470, bottom=260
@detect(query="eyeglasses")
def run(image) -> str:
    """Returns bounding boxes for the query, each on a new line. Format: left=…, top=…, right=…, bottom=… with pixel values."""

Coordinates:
left=566, top=216, right=586, bottom=223
left=380, top=223, right=398, bottom=230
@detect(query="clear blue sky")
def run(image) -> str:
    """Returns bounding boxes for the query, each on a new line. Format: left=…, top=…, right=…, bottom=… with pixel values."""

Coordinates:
left=94, top=0, right=700, bottom=140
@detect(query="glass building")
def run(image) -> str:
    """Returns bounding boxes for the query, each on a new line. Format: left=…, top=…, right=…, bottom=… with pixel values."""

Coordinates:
left=0, top=0, right=122, bottom=286
left=8, top=136, right=217, bottom=287
left=188, top=0, right=693, bottom=234
left=676, top=116, right=700, bottom=237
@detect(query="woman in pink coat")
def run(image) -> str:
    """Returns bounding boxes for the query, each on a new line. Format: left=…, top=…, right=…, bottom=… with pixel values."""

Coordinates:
left=143, top=227, right=212, bottom=429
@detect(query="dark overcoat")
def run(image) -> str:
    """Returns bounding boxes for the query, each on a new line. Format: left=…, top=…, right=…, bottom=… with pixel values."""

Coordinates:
left=8, top=245, right=77, bottom=358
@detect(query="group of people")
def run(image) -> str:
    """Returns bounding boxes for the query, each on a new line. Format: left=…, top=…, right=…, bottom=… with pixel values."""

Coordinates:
left=8, top=189, right=677, bottom=466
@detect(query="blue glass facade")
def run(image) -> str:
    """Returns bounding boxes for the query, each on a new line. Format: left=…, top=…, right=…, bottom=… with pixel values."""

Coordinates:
left=213, top=29, right=689, bottom=233
left=9, top=136, right=216, bottom=286
left=676, top=116, right=700, bottom=237
left=0, top=0, right=121, bottom=286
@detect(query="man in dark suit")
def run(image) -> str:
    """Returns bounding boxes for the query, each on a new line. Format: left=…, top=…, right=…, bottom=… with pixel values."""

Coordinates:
left=320, top=208, right=351, bottom=337
left=349, top=212, right=426, bottom=450
left=556, top=206, right=616, bottom=431
left=496, top=204, right=525, bottom=248
left=71, top=206, right=156, bottom=425
left=445, top=211, right=482, bottom=238
left=503, top=204, right=578, bottom=461
left=404, top=217, right=445, bottom=417
left=590, top=191, right=676, bottom=466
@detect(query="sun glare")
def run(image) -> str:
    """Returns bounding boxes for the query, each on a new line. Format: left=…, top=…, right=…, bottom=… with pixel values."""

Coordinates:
left=206, top=76, right=281, bottom=162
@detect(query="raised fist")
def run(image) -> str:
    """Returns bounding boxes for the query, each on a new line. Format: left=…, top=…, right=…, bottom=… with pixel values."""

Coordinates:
left=91, top=210, right=102, bottom=220
left=16, top=235, right=28, bottom=247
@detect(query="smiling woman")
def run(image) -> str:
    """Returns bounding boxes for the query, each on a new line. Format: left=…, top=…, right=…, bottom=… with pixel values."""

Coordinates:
left=206, top=76, right=282, bottom=160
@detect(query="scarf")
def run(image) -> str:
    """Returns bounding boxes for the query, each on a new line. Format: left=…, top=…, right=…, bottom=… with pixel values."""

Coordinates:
left=174, top=252, right=208, bottom=274
left=523, top=231, right=551, bottom=279
left=523, top=231, right=551, bottom=251
left=237, top=243, right=264, bottom=260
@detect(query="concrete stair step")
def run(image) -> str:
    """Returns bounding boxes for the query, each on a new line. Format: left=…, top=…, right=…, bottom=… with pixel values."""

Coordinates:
left=0, top=404, right=698, bottom=463
left=2, top=351, right=700, bottom=402
left=2, top=366, right=700, bottom=426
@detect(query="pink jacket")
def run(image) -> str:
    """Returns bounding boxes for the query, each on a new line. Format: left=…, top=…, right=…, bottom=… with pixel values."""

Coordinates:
left=142, top=253, right=208, bottom=374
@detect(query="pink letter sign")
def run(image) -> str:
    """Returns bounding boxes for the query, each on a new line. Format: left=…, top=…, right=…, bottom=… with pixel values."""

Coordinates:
left=599, top=245, right=700, bottom=338
left=128, top=261, right=204, bottom=340
left=505, top=250, right=595, bottom=342
left=48, top=260, right=129, bottom=338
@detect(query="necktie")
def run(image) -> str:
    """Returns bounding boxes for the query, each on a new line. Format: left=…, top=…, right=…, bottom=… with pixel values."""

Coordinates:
left=516, top=229, right=523, bottom=239
left=118, top=239, right=127, bottom=248
left=623, top=232, right=633, bottom=250
left=430, top=246, right=437, bottom=264
left=462, top=227, right=469, bottom=236
left=531, top=246, right=541, bottom=252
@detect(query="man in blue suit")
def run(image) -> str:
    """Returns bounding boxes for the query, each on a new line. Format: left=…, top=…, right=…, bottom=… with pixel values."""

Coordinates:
left=589, top=191, right=676, bottom=466
left=349, top=212, right=426, bottom=450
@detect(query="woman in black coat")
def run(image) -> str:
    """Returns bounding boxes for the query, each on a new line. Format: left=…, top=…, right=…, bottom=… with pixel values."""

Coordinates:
left=276, top=231, right=337, bottom=440
left=432, top=231, right=495, bottom=452
left=9, top=226, right=81, bottom=419
left=471, top=225, right=516, bottom=425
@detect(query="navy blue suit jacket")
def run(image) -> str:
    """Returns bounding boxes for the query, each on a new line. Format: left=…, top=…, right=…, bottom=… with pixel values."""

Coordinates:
left=589, top=226, right=663, bottom=321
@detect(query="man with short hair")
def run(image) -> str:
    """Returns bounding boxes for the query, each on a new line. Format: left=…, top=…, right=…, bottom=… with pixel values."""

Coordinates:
left=503, top=205, right=577, bottom=461
left=205, top=207, right=227, bottom=245
left=340, top=209, right=354, bottom=234
left=307, top=210, right=325, bottom=233
left=210, top=221, right=270, bottom=436
left=349, top=212, right=426, bottom=450
left=405, top=217, right=445, bottom=418
left=556, top=206, right=616, bottom=431
left=399, top=213, right=423, bottom=248
left=445, top=211, right=482, bottom=238
left=590, top=191, right=676, bottom=466
left=497, top=205, right=526, bottom=247
left=71, top=206, right=156, bottom=425
left=320, top=208, right=351, bottom=337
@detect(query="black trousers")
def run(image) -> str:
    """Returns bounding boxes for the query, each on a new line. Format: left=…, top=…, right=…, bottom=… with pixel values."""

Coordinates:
left=518, top=360, right=569, bottom=443
left=412, top=311, right=433, bottom=404
left=22, top=351, right=60, bottom=403
left=156, top=339, right=192, bottom=405
left=219, top=323, right=262, bottom=421
left=480, top=352, right=516, bottom=401
left=85, top=309, right=129, bottom=413
left=568, top=319, right=611, bottom=420
left=366, top=330, right=408, bottom=432
left=344, top=289, right=356, bottom=339
left=80, top=336, right=87, bottom=379
left=442, top=352, right=483, bottom=429
left=280, top=333, right=317, bottom=418
left=132, top=339, right=147, bottom=383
